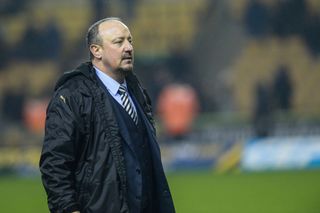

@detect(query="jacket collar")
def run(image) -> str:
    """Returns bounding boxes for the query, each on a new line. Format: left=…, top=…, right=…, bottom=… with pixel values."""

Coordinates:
left=54, top=62, right=94, bottom=91
left=54, top=61, right=154, bottom=127
left=55, top=61, right=140, bottom=91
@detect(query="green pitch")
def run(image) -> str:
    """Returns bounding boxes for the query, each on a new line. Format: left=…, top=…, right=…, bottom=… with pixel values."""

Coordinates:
left=0, top=170, right=320, bottom=213
left=169, top=170, right=320, bottom=213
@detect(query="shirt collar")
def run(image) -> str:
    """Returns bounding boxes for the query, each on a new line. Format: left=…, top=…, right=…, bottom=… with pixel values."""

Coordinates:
left=94, top=66, right=127, bottom=96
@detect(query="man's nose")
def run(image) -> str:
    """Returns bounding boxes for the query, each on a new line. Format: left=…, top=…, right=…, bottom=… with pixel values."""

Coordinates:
left=124, top=40, right=133, bottom=52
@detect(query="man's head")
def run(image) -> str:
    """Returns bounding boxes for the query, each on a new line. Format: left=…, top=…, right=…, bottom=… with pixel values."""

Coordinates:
left=87, top=17, right=134, bottom=78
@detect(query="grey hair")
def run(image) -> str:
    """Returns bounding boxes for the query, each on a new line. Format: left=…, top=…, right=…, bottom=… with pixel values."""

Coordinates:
left=86, top=17, right=122, bottom=60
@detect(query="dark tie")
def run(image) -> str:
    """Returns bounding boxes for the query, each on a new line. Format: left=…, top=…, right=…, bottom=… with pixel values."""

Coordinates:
left=118, top=85, right=138, bottom=125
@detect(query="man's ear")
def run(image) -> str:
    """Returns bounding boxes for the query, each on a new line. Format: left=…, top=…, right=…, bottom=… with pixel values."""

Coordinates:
left=90, top=44, right=102, bottom=59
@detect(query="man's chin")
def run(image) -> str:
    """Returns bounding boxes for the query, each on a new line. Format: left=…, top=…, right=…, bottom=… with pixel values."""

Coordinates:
left=117, top=66, right=133, bottom=74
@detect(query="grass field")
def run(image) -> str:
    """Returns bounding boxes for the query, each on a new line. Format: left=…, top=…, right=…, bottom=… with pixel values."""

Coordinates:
left=0, top=170, right=320, bottom=213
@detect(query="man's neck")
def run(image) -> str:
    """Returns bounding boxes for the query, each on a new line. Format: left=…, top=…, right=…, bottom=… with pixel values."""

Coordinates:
left=92, top=61, right=125, bottom=84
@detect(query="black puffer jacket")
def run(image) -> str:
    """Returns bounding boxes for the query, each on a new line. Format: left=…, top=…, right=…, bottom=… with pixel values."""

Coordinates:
left=39, top=62, right=175, bottom=213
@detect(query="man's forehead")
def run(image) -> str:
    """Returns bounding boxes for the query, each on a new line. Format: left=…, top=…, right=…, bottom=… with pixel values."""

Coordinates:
left=99, top=20, right=131, bottom=38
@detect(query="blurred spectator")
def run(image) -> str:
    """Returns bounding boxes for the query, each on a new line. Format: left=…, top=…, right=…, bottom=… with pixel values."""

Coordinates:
left=122, top=0, right=137, bottom=18
left=15, top=20, right=63, bottom=61
left=0, top=28, right=9, bottom=69
left=134, top=61, right=174, bottom=104
left=253, top=83, right=273, bottom=138
left=166, top=44, right=191, bottom=82
left=271, top=65, right=293, bottom=111
left=303, top=15, right=320, bottom=56
left=15, top=22, right=43, bottom=60
left=92, top=0, right=107, bottom=21
left=157, top=83, right=199, bottom=140
left=151, top=65, right=174, bottom=100
left=90, top=0, right=138, bottom=21
left=0, top=0, right=27, bottom=15
left=244, top=0, right=320, bottom=56
left=244, top=0, right=271, bottom=38
left=2, top=88, right=26, bottom=123
left=272, top=0, right=307, bottom=37
left=42, top=19, right=63, bottom=61
left=23, top=98, right=48, bottom=134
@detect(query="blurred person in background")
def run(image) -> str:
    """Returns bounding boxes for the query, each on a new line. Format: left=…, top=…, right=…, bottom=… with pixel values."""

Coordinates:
left=39, top=17, right=175, bottom=213
left=271, top=65, right=293, bottom=111
left=0, top=27, right=9, bottom=69
left=92, top=0, right=107, bottom=21
left=43, top=19, right=63, bottom=61
left=15, top=18, right=63, bottom=61
left=272, top=0, right=307, bottom=37
left=157, top=83, right=199, bottom=141
left=253, top=82, right=274, bottom=138
left=244, top=0, right=271, bottom=38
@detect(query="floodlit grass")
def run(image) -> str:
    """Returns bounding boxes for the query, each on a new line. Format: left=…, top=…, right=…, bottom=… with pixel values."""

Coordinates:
left=168, top=170, right=320, bottom=213
left=0, top=176, right=48, bottom=213
left=0, top=170, right=320, bottom=213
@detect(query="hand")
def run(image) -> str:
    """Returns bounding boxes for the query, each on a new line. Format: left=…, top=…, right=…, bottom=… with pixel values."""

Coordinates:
left=72, top=211, right=80, bottom=213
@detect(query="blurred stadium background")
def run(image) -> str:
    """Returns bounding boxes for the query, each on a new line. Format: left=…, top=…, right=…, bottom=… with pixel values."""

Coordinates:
left=1, top=0, right=320, bottom=212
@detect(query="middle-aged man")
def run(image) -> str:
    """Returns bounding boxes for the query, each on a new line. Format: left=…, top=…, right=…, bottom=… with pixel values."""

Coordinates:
left=39, top=17, right=175, bottom=213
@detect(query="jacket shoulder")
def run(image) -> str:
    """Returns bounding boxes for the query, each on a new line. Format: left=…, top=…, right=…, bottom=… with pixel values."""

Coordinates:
left=48, top=75, right=94, bottom=120
left=55, top=75, right=93, bottom=98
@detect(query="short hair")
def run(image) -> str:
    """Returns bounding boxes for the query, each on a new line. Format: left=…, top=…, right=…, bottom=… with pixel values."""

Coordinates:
left=86, top=17, right=122, bottom=60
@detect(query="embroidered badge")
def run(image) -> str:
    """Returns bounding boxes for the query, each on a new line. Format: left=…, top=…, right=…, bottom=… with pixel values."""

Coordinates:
left=60, top=95, right=66, bottom=103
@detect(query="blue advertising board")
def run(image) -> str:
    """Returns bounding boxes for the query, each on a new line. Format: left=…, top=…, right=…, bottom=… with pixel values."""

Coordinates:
left=241, top=136, right=320, bottom=171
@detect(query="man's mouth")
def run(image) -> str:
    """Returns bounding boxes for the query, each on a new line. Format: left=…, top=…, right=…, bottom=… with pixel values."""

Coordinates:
left=122, top=57, right=133, bottom=63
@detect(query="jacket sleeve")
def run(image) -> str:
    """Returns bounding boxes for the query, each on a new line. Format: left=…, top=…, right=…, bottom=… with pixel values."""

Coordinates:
left=39, top=88, right=81, bottom=213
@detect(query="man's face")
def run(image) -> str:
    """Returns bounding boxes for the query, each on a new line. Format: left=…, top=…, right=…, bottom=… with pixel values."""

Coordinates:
left=97, top=21, right=134, bottom=73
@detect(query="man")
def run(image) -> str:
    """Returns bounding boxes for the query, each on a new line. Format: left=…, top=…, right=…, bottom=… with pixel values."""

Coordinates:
left=39, top=17, right=175, bottom=213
